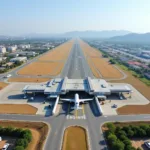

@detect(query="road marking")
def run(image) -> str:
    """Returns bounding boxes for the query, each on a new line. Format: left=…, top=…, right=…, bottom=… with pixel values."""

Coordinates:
left=75, top=109, right=78, bottom=118
left=82, top=104, right=85, bottom=115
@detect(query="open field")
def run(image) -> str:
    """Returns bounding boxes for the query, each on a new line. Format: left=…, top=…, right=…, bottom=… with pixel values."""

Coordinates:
left=8, top=77, right=50, bottom=82
left=0, top=104, right=37, bottom=115
left=79, top=40, right=102, bottom=57
left=62, top=126, right=88, bottom=150
left=79, top=40, right=123, bottom=79
left=18, top=61, right=63, bottom=76
left=117, top=103, right=150, bottom=115
left=39, top=40, right=74, bottom=61
left=111, top=69, right=150, bottom=100
left=0, top=82, right=8, bottom=90
left=91, top=58, right=123, bottom=78
left=0, top=120, right=49, bottom=150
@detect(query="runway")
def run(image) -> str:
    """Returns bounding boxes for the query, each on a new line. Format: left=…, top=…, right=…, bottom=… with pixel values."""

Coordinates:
left=61, top=40, right=93, bottom=79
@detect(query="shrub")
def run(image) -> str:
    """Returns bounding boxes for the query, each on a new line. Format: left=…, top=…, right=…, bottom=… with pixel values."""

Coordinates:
left=107, top=133, right=117, bottom=145
left=106, top=123, right=116, bottom=133
left=112, top=140, right=125, bottom=150
left=16, top=138, right=28, bottom=148
left=13, top=146, right=24, bottom=150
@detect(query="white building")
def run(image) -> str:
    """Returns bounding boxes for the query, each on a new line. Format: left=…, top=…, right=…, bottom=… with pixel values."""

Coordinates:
left=18, top=44, right=30, bottom=49
left=0, top=46, right=6, bottom=54
left=7, top=45, right=17, bottom=52
left=10, top=57, right=27, bottom=62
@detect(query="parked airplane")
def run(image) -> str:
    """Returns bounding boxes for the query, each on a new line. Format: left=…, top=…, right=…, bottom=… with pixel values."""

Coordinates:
left=60, top=93, right=93, bottom=110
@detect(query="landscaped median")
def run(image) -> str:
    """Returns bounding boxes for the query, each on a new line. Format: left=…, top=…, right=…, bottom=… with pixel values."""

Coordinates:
left=0, top=120, right=49, bottom=150
left=62, top=126, right=89, bottom=150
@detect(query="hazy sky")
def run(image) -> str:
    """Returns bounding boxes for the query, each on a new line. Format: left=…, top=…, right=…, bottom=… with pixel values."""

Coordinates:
left=0, top=0, right=150, bottom=35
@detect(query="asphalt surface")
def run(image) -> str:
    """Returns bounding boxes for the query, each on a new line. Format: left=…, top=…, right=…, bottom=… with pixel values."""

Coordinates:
left=61, top=40, right=93, bottom=79
left=0, top=39, right=148, bottom=150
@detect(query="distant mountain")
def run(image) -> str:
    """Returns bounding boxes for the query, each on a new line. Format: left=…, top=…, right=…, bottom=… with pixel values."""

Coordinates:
left=109, top=33, right=150, bottom=43
left=0, top=30, right=131, bottom=40
left=62, top=30, right=131, bottom=38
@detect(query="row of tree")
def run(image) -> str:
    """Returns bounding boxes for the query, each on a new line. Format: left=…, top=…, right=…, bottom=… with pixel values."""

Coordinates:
left=0, top=126, right=32, bottom=150
left=105, top=123, right=150, bottom=150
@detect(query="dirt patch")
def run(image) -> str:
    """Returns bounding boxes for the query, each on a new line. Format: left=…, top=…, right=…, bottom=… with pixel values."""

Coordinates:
left=111, top=68, right=150, bottom=100
left=62, top=126, right=88, bottom=150
left=131, top=138, right=149, bottom=150
left=0, top=104, right=37, bottom=115
left=0, top=120, right=49, bottom=150
left=0, top=82, right=8, bottom=90
left=39, top=40, right=74, bottom=61
left=18, top=61, right=64, bottom=76
left=117, top=103, right=150, bottom=115
left=8, top=77, right=50, bottom=83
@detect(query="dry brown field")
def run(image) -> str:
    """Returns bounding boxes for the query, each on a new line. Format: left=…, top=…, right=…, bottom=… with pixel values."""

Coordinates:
left=111, top=69, right=150, bottom=100
left=62, top=126, right=88, bottom=150
left=117, top=104, right=150, bottom=115
left=18, top=61, right=63, bottom=76
left=0, top=120, right=49, bottom=150
left=79, top=40, right=123, bottom=79
left=8, top=77, right=50, bottom=82
left=0, top=104, right=37, bottom=115
left=79, top=40, right=101, bottom=57
left=39, top=40, right=74, bottom=61
left=0, top=82, right=8, bottom=90
left=91, top=58, right=123, bottom=78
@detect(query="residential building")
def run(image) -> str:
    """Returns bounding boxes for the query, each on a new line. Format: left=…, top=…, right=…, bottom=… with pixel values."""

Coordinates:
left=18, top=44, right=30, bottom=49
left=0, top=46, right=6, bottom=54
left=10, top=57, right=27, bottom=62
left=7, top=45, right=17, bottom=52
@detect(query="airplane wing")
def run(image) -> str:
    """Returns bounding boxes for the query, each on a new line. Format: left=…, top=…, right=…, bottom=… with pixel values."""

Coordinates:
left=60, top=98, right=74, bottom=102
left=79, top=98, right=93, bottom=102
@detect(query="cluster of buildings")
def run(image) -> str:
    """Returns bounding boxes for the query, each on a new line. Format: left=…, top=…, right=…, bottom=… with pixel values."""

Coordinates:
left=0, top=44, right=31, bottom=54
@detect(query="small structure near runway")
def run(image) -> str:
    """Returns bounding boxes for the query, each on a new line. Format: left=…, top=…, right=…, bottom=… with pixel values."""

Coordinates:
left=22, top=77, right=132, bottom=115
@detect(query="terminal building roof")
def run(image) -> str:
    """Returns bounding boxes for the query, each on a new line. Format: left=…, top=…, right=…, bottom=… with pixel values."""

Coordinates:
left=23, top=77, right=131, bottom=96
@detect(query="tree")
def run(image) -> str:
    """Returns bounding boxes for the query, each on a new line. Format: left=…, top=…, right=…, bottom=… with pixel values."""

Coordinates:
left=13, top=146, right=24, bottom=150
left=112, top=140, right=125, bottom=150
left=127, top=130, right=134, bottom=138
left=107, top=133, right=117, bottom=145
left=106, top=123, right=116, bottom=133
left=16, top=139, right=28, bottom=148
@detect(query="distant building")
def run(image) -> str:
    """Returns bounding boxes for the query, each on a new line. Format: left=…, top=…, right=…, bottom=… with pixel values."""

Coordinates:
left=18, top=44, right=30, bottom=49
left=144, top=73, right=150, bottom=79
left=8, top=51, right=37, bottom=57
left=0, top=57, right=7, bottom=62
left=10, top=57, right=27, bottom=62
left=0, top=46, right=6, bottom=54
left=7, top=45, right=17, bottom=52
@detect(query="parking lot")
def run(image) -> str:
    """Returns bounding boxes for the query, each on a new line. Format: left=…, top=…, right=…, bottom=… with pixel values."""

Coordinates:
left=100, top=84, right=149, bottom=115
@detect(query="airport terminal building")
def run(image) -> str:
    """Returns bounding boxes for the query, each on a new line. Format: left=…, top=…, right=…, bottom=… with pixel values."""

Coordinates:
left=23, top=77, right=131, bottom=98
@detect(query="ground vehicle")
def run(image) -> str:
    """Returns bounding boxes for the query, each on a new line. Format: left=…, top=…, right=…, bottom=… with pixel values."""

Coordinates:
left=4, top=74, right=12, bottom=78
left=112, top=104, right=118, bottom=108
left=2, top=143, right=9, bottom=150
left=0, top=136, right=2, bottom=141
left=144, top=141, right=150, bottom=149
left=30, top=97, right=34, bottom=101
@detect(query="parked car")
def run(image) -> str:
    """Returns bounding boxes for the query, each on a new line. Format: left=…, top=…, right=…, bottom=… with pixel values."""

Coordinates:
left=2, top=143, right=9, bottom=150
left=4, top=74, right=11, bottom=78
left=144, top=141, right=150, bottom=149
left=112, top=104, right=118, bottom=108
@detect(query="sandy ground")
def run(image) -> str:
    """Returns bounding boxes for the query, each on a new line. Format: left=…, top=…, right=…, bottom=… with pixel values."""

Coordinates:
left=91, top=58, right=123, bottom=78
left=0, top=120, right=49, bottom=150
left=39, top=40, right=74, bottom=61
left=131, top=138, right=150, bottom=150
left=0, top=104, right=37, bottom=115
left=117, top=103, right=150, bottom=115
left=18, top=61, right=63, bottom=76
left=62, top=126, right=88, bottom=150
left=8, top=77, right=50, bottom=82
left=0, top=82, right=8, bottom=90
